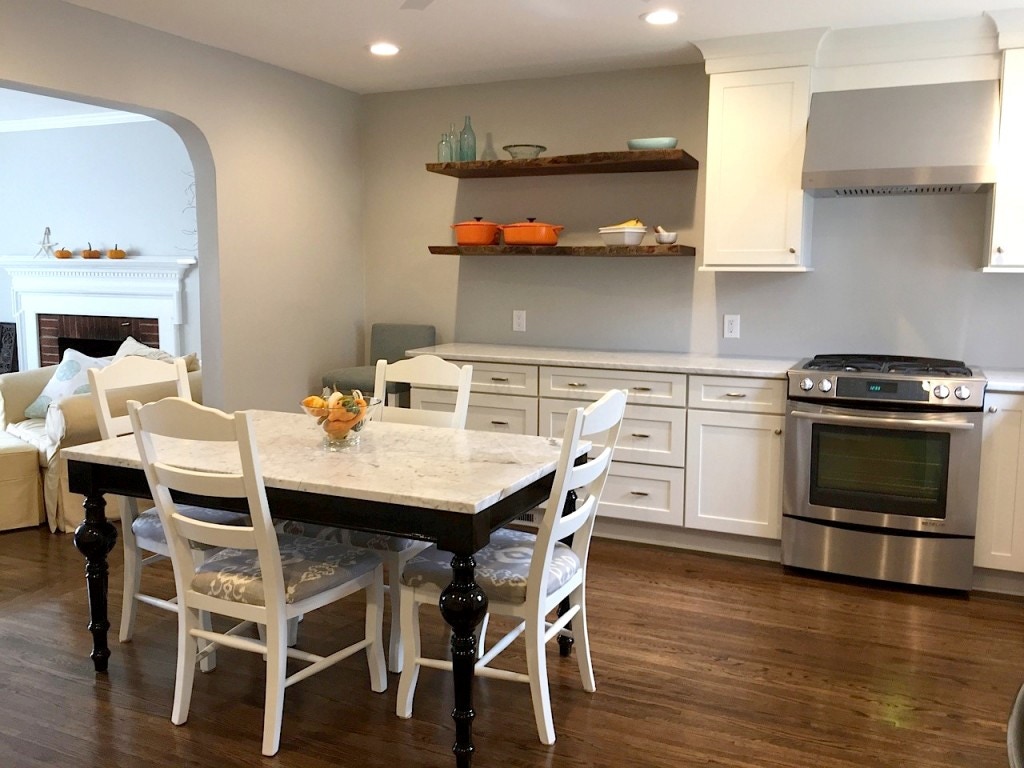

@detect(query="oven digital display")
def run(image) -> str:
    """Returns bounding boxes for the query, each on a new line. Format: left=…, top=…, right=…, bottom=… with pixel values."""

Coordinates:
left=866, top=381, right=898, bottom=394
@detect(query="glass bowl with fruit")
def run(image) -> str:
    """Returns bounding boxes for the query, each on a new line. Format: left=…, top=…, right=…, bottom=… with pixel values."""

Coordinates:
left=301, top=389, right=382, bottom=450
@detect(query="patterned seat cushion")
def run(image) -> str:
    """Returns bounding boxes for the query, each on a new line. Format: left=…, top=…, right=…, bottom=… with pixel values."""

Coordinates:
left=273, top=521, right=423, bottom=553
left=192, top=534, right=382, bottom=606
left=273, top=520, right=347, bottom=543
left=132, top=505, right=249, bottom=545
left=348, top=530, right=425, bottom=552
left=401, top=528, right=580, bottom=605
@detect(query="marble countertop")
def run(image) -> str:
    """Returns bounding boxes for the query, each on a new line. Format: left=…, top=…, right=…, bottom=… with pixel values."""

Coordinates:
left=983, top=369, right=1024, bottom=393
left=409, top=343, right=797, bottom=378
left=64, top=410, right=578, bottom=515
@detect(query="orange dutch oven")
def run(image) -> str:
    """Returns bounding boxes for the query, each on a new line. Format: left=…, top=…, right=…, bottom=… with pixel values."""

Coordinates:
left=452, top=217, right=500, bottom=246
left=500, top=218, right=564, bottom=246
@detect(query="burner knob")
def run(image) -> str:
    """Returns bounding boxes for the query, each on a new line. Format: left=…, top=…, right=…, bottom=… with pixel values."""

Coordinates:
left=954, top=385, right=972, bottom=401
left=799, top=377, right=814, bottom=391
left=933, top=384, right=950, bottom=399
left=818, top=379, right=833, bottom=393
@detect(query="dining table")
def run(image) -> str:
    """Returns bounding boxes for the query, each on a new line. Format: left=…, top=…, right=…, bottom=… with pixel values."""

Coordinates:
left=62, top=408, right=585, bottom=767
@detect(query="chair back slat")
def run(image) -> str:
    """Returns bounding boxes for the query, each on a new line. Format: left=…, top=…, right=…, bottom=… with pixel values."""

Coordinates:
left=171, top=511, right=257, bottom=550
left=90, top=356, right=191, bottom=439
left=373, top=355, right=473, bottom=429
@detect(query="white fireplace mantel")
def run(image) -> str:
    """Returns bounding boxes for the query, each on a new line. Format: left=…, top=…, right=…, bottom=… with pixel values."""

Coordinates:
left=1, top=257, right=197, bottom=370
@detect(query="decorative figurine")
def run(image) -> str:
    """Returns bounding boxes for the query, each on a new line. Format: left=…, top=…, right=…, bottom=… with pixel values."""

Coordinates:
left=34, top=227, right=58, bottom=259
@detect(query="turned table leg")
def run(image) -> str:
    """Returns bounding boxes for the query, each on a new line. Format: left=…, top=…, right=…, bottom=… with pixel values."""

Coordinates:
left=72, top=493, right=117, bottom=672
left=439, top=553, right=488, bottom=768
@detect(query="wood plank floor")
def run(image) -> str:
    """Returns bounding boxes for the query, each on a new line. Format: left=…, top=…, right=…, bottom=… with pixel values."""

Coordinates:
left=0, top=524, right=1022, bottom=767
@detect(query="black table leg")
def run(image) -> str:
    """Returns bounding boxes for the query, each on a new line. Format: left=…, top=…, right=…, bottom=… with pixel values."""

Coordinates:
left=439, top=553, right=488, bottom=768
left=72, top=493, right=117, bottom=672
left=557, top=489, right=577, bottom=657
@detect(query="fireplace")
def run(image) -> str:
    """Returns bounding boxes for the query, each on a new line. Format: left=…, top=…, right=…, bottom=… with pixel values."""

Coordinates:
left=39, top=314, right=160, bottom=366
left=1, top=257, right=196, bottom=370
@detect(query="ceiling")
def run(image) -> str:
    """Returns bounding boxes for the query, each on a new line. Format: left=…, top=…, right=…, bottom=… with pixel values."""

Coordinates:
left=54, top=0, right=1024, bottom=95
left=3, top=1, right=1022, bottom=121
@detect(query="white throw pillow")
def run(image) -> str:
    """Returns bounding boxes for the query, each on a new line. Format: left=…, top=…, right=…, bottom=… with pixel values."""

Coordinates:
left=113, top=336, right=199, bottom=372
left=24, top=349, right=111, bottom=419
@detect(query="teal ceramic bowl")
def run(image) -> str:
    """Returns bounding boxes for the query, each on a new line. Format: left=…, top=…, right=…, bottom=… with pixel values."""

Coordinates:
left=626, top=137, right=678, bottom=150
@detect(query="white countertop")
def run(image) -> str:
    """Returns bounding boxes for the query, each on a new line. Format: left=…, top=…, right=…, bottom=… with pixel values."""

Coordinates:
left=982, top=369, right=1024, bottom=393
left=408, top=343, right=797, bottom=379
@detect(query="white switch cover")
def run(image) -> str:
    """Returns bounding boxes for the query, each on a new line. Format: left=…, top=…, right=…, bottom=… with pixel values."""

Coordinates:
left=724, top=314, right=740, bottom=338
left=513, top=310, right=526, bottom=332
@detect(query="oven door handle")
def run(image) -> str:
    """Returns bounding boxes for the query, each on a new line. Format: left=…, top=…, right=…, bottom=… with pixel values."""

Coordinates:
left=790, top=410, right=976, bottom=431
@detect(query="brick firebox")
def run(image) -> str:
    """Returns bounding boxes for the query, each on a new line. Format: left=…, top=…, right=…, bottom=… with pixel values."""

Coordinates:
left=38, top=314, right=159, bottom=367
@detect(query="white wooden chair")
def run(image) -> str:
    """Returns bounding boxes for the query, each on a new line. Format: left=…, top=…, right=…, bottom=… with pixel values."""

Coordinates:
left=88, top=356, right=248, bottom=658
left=395, top=388, right=626, bottom=745
left=286, top=354, right=474, bottom=673
left=128, top=397, right=387, bottom=756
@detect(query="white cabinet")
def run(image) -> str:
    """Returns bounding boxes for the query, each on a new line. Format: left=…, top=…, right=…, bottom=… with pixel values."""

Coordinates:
left=986, top=49, right=1024, bottom=272
left=702, top=66, right=813, bottom=272
left=412, top=361, right=538, bottom=435
left=685, top=376, right=786, bottom=538
left=975, top=393, right=1024, bottom=571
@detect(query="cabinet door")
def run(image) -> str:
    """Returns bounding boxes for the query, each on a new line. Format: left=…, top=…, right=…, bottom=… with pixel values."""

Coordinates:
left=986, top=49, right=1024, bottom=271
left=413, top=388, right=537, bottom=435
left=685, top=409, right=784, bottom=538
left=975, top=393, right=1024, bottom=570
left=703, top=66, right=812, bottom=271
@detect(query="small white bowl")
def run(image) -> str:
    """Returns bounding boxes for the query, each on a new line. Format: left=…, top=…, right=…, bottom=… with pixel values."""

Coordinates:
left=655, top=232, right=678, bottom=245
left=627, top=137, right=678, bottom=150
left=600, top=229, right=645, bottom=246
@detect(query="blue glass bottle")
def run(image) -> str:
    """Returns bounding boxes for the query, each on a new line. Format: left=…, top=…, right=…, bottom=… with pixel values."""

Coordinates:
left=459, top=115, right=476, bottom=162
left=437, top=132, right=453, bottom=163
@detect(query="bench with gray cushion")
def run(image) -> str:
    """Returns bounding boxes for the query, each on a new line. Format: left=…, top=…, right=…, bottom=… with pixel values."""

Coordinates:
left=321, top=323, right=435, bottom=400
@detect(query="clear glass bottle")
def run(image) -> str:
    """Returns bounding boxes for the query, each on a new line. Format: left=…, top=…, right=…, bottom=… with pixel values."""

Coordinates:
left=437, top=132, right=453, bottom=163
left=459, top=115, right=476, bottom=162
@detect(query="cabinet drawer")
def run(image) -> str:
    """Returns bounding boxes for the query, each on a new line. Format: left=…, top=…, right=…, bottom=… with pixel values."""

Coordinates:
left=540, top=398, right=685, bottom=468
left=452, top=361, right=538, bottom=397
left=687, top=375, right=786, bottom=414
left=599, top=462, right=684, bottom=527
left=414, top=388, right=537, bottom=435
left=540, top=366, right=687, bottom=406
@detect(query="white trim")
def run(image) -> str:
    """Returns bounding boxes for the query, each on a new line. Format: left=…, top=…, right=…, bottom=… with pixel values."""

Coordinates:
left=0, top=111, right=154, bottom=134
left=0, top=257, right=196, bottom=369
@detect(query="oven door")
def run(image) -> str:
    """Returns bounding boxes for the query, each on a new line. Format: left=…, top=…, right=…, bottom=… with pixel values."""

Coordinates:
left=784, top=400, right=983, bottom=536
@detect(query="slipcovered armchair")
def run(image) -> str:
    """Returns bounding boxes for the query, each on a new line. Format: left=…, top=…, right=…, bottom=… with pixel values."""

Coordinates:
left=321, top=323, right=435, bottom=403
left=0, top=364, right=202, bottom=533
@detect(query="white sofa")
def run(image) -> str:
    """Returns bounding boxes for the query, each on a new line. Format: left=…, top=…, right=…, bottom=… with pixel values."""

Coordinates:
left=0, top=365, right=202, bottom=533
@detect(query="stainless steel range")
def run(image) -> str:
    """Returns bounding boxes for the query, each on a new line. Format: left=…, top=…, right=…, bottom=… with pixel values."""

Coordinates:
left=782, top=354, right=987, bottom=591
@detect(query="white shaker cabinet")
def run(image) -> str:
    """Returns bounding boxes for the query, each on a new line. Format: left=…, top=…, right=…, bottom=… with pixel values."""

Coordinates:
left=412, top=361, right=538, bottom=435
left=986, top=48, right=1024, bottom=272
left=702, top=66, right=813, bottom=272
left=685, top=376, right=786, bottom=538
left=975, top=393, right=1024, bottom=571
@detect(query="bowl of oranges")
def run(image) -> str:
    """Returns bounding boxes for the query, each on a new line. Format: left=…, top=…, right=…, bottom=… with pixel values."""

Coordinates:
left=301, top=389, right=382, bottom=449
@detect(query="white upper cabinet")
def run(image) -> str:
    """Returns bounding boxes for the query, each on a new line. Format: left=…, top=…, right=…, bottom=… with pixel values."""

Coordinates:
left=703, top=66, right=813, bottom=272
left=986, top=48, right=1024, bottom=271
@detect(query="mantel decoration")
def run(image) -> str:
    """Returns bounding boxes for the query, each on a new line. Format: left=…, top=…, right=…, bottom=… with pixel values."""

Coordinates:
left=34, top=227, right=58, bottom=260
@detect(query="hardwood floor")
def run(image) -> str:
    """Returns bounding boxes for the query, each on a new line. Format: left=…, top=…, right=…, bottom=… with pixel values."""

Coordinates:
left=0, top=524, right=1022, bottom=767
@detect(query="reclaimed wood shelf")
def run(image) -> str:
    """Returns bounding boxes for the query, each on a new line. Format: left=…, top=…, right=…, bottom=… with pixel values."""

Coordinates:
left=428, top=244, right=695, bottom=257
left=425, top=149, right=698, bottom=178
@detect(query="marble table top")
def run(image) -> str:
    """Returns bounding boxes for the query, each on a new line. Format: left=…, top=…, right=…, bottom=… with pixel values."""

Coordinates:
left=64, top=409, right=578, bottom=515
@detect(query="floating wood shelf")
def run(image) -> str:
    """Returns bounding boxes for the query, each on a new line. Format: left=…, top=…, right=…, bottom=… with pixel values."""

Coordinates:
left=428, top=244, right=695, bottom=257
left=425, top=149, right=698, bottom=178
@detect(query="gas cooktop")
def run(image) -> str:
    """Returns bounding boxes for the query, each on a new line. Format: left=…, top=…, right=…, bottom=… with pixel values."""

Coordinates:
left=788, top=354, right=987, bottom=409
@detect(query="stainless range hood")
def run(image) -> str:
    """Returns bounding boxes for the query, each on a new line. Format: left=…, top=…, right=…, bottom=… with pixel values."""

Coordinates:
left=801, top=80, right=1000, bottom=198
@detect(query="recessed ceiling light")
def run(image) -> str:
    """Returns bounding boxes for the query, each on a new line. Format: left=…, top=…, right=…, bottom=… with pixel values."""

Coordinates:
left=369, top=42, right=400, bottom=56
left=642, top=9, right=679, bottom=25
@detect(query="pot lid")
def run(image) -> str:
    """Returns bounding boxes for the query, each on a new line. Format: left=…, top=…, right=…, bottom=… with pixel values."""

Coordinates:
left=453, top=216, right=499, bottom=226
left=502, top=217, right=562, bottom=228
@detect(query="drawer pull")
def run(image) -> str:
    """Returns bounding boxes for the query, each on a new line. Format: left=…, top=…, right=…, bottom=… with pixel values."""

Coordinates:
left=490, top=420, right=509, bottom=426
left=490, top=376, right=510, bottom=383
left=629, top=491, right=650, bottom=497
left=774, top=428, right=782, bottom=436
left=723, top=392, right=747, bottom=398
left=566, top=382, right=588, bottom=388
left=631, top=433, right=651, bottom=439
left=632, top=386, right=652, bottom=392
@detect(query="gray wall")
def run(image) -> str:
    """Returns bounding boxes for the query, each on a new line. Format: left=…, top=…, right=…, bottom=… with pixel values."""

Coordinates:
left=0, top=117, right=202, bottom=356
left=363, top=64, right=1024, bottom=370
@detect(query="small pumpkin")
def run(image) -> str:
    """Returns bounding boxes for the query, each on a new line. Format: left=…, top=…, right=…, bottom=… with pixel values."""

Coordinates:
left=53, top=247, right=72, bottom=259
left=82, top=242, right=101, bottom=259
left=107, top=243, right=126, bottom=259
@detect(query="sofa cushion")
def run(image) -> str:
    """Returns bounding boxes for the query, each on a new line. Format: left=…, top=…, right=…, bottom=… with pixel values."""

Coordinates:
left=5, top=420, right=55, bottom=465
left=24, top=349, right=110, bottom=419
left=113, top=336, right=199, bottom=372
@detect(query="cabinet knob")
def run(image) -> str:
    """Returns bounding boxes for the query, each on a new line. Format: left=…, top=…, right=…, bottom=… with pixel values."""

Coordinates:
left=788, top=247, right=796, bottom=254
left=774, top=428, right=783, bottom=435
left=997, top=246, right=1005, bottom=254
left=988, top=406, right=999, bottom=413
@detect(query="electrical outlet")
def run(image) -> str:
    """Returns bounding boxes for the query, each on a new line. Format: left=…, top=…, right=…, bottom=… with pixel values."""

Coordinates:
left=512, top=309, right=526, bottom=332
left=723, top=314, right=740, bottom=339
